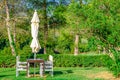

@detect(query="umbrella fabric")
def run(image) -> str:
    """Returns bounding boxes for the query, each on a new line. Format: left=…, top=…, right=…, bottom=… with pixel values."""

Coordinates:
left=30, top=10, right=41, bottom=53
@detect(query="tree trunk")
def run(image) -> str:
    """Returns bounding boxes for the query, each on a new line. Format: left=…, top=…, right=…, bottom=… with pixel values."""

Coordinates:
left=13, top=21, right=16, bottom=43
left=79, top=0, right=82, bottom=5
left=43, top=0, right=48, bottom=54
left=11, top=0, right=16, bottom=43
left=74, top=34, right=79, bottom=56
left=5, top=0, right=16, bottom=56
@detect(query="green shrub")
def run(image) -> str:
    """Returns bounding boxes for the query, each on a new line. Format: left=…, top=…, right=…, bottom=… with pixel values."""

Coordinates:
left=0, top=53, right=112, bottom=68
left=106, top=49, right=120, bottom=77
left=0, top=47, right=15, bottom=67
left=55, top=31, right=74, bottom=54
left=37, top=54, right=112, bottom=67
left=53, top=54, right=112, bottom=67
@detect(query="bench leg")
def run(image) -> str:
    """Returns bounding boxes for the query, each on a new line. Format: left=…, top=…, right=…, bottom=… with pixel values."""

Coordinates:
left=16, top=70, right=19, bottom=77
left=40, top=63, right=43, bottom=77
left=27, top=63, right=30, bottom=77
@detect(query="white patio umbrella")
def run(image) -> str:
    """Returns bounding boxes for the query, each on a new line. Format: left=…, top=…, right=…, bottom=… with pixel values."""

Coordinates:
left=30, top=10, right=41, bottom=59
left=30, top=10, right=41, bottom=76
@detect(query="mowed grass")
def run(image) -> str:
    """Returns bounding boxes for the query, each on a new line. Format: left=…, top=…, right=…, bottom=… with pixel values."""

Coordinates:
left=0, top=67, right=111, bottom=80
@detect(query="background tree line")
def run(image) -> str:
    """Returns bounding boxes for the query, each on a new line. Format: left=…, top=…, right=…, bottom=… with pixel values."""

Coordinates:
left=0, top=0, right=120, bottom=56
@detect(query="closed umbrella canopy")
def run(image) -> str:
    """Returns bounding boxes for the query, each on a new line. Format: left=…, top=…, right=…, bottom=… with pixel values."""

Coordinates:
left=30, top=10, right=41, bottom=53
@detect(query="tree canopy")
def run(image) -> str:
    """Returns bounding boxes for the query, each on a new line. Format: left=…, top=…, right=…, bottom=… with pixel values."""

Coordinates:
left=0, top=0, right=120, bottom=55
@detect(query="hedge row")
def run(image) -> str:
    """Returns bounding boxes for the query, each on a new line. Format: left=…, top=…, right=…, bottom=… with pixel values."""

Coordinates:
left=0, top=55, right=15, bottom=67
left=52, top=54, right=113, bottom=67
left=0, top=54, right=113, bottom=68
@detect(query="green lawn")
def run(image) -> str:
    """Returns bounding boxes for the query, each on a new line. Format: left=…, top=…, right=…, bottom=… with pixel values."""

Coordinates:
left=0, top=67, right=112, bottom=80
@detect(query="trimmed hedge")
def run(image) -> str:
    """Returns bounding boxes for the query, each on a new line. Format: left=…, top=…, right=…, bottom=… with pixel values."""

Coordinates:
left=0, top=54, right=112, bottom=68
left=53, top=54, right=113, bottom=67
left=0, top=56, right=15, bottom=67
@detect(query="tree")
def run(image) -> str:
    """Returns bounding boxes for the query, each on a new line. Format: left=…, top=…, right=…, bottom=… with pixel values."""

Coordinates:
left=65, top=2, right=82, bottom=55
left=4, top=0, right=16, bottom=56
left=43, top=0, right=48, bottom=54
left=0, top=0, right=28, bottom=56
left=85, top=0, right=120, bottom=52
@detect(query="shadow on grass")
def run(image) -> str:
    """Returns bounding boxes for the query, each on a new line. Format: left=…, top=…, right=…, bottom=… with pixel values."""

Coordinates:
left=66, top=70, right=73, bottom=73
left=53, top=71, right=63, bottom=75
left=0, top=74, right=14, bottom=78
left=54, top=70, right=73, bottom=76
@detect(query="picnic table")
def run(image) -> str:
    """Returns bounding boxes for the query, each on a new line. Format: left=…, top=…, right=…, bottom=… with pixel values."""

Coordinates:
left=27, top=59, right=44, bottom=77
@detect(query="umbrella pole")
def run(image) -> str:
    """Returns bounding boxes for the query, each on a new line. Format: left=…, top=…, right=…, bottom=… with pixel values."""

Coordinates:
left=34, top=53, right=36, bottom=60
left=34, top=53, right=36, bottom=76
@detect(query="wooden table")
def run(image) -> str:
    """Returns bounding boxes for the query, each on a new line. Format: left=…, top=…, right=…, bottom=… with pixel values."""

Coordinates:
left=27, top=59, right=44, bottom=77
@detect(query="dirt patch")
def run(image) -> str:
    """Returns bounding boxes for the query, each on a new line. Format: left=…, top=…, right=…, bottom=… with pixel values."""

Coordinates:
left=88, top=71, right=120, bottom=80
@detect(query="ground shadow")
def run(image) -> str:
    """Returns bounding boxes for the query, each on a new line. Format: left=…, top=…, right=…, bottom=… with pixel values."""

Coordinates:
left=53, top=71, right=63, bottom=75
left=53, top=70, right=73, bottom=76
left=0, top=74, right=14, bottom=78
left=66, top=70, right=73, bottom=73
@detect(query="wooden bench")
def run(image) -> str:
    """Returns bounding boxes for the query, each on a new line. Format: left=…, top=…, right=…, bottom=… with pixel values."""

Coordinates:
left=40, top=55, right=53, bottom=76
left=16, top=56, right=27, bottom=77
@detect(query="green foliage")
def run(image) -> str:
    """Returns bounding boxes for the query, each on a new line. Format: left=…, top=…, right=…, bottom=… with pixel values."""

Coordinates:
left=85, top=0, right=120, bottom=48
left=15, top=29, right=31, bottom=49
left=53, top=54, right=112, bottom=67
left=0, top=29, right=9, bottom=49
left=87, top=37, right=98, bottom=51
left=0, top=0, right=120, bottom=55
left=79, top=43, right=89, bottom=52
left=18, top=45, right=32, bottom=60
left=49, top=5, right=66, bottom=28
left=0, top=47, right=15, bottom=67
left=107, top=49, right=120, bottom=77
left=65, top=2, right=83, bottom=30
left=55, top=30, right=74, bottom=54
left=0, top=38, right=8, bottom=49
left=0, top=53, right=112, bottom=68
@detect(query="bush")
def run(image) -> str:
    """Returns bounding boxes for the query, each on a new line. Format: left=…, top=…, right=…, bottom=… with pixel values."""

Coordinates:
left=0, top=47, right=15, bottom=67
left=53, top=54, right=112, bottom=67
left=55, top=31, right=74, bottom=54
left=0, top=53, right=112, bottom=68
left=106, top=49, right=120, bottom=77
